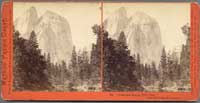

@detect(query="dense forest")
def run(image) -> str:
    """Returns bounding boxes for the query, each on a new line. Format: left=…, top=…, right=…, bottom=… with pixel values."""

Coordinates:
left=101, top=23, right=190, bottom=91
left=13, top=27, right=100, bottom=91
left=13, top=23, right=190, bottom=92
left=13, top=30, right=52, bottom=91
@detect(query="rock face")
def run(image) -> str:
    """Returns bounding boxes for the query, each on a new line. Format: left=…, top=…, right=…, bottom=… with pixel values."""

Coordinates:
left=14, top=7, right=38, bottom=39
left=104, top=7, right=129, bottom=40
left=104, top=7, right=162, bottom=65
left=14, top=7, right=73, bottom=63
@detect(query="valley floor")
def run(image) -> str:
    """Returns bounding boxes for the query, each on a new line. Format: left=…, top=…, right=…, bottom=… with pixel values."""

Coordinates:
left=143, top=81, right=191, bottom=92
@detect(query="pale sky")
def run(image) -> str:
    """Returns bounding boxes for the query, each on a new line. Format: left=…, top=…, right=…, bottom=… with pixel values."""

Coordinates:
left=14, top=2, right=101, bottom=51
left=104, top=3, right=190, bottom=52
left=14, top=2, right=190, bottom=52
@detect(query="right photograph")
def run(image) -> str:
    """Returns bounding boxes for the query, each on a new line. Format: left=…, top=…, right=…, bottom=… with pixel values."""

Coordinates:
left=102, top=3, right=191, bottom=92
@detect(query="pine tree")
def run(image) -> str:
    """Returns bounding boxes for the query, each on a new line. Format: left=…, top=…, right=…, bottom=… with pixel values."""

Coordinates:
left=90, top=44, right=97, bottom=65
left=118, top=32, right=127, bottom=46
left=13, top=30, right=51, bottom=91
left=90, top=25, right=102, bottom=85
left=101, top=30, right=143, bottom=91
left=159, top=47, right=167, bottom=88
left=151, top=61, right=157, bottom=84
left=79, top=49, right=92, bottom=82
left=136, top=53, right=142, bottom=80
left=13, top=30, right=26, bottom=90
left=70, top=46, right=77, bottom=68
left=167, top=51, right=179, bottom=82
left=29, top=31, right=38, bottom=47
left=68, top=46, right=78, bottom=88
left=160, top=47, right=167, bottom=69
left=180, top=23, right=190, bottom=86
left=47, top=53, right=51, bottom=64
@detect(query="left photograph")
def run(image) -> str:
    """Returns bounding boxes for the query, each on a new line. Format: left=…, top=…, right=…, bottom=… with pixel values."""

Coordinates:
left=13, top=2, right=101, bottom=92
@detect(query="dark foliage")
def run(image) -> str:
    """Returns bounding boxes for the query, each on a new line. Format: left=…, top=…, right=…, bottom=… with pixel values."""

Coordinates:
left=92, top=26, right=144, bottom=91
left=13, top=23, right=190, bottom=92
left=13, top=30, right=51, bottom=91
left=158, top=23, right=190, bottom=91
